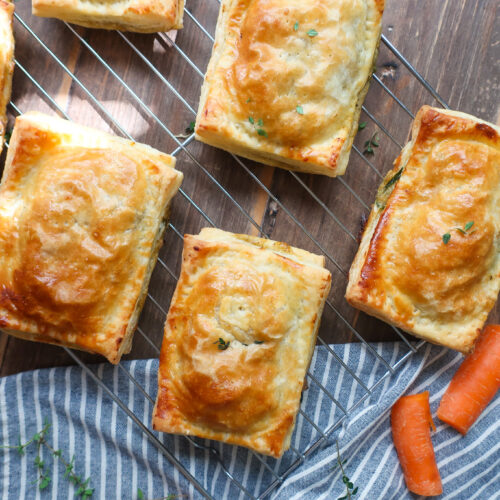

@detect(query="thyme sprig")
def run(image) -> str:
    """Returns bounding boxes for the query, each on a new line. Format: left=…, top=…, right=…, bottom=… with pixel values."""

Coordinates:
left=335, top=441, right=358, bottom=500
left=213, top=337, right=231, bottom=350
left=1, top=420, right=94, bottom=498
left=363, top=132, right=379, bottom=156
left=175, top=121, right=195, bottom=139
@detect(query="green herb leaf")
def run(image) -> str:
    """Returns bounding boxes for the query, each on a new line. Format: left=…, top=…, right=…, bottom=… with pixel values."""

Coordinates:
left=293, top=21, right=299, bottom=31
left=254, top=340, right=264, bottom=344
left=347, top=482, right=354, bottom=489
left=214, top=338, right=230, bottom=350
left=442, top=233, right=451, bottom=245
left=248, top=116, right=254, bottom=125
left=358, top=122, right=367, bottom=131
left=137, top=488, right=145, bottom=499
left=342, top=476, right=349, bottom=484
left=39, top=476, right=51, bottom=490
left=384, top=167, right=404, bottom=191
left=257, top=129, right=268, bottom=137
left=363, top=132, right=380, bottom=156
left=307, top=29, right=318, bottom=37
left=296, top=105, right=304, bottom=115
left=352, top=486, right=358, bottom=495
left=464, top=221, right=474, bottom=231
left=246, top=97, right=251, bottom=103
left=4, top=128, right=12, bottom=143
left=337, top=495, right=348, bottom=500
left=257, top=118, right=264, bottom=127
left=454, top=227, right=466, bottom=235
left=185, top=121, right=195, bottom=134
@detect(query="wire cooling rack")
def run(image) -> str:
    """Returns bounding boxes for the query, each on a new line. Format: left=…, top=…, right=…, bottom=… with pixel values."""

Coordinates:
left=3, top=1, right=453, bottom=498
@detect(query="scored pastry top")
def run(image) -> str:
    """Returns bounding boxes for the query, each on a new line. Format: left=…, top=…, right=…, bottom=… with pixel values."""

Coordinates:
left=196, top=0, right=384, bottom=176
left=153, top=228, right=332, bottom=457
left=0, top=112, right=183, bottom=363
left=346, top=106, right=500, bottom=352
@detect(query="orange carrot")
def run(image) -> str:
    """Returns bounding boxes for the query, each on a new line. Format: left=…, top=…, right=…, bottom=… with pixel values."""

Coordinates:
left=391, top=391, right=442, bottom=496
left=437, top=325, right=500, bottom=434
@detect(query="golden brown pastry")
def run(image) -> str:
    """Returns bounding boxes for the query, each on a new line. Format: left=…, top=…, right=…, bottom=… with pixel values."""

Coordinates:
left=195, top=0, right=384, bottom=177
left=346, top=106, right=500, bottom=353
left=153, top=228, right=332, bottom=457
left=0, top=0, right=14, bottom=155
left=32, top=0, right=184, bottom=33
left=0, top=112, right=183, bottom=363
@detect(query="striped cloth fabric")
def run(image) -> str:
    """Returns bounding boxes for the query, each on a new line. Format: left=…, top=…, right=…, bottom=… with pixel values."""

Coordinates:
left=0, top=342, right=498, bottom=499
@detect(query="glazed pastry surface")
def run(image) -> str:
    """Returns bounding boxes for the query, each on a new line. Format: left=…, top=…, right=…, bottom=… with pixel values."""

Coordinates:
left=153, top=228, right=331, bottom=457
left=32, top=0, right=184, bottom=33
left=346, top=106, right=500, bottom=353
left=0, top=112, right=183, bottom=363
left=0, top=0, right=14, bottom=155
left=195, top=0, right=384, bottom=176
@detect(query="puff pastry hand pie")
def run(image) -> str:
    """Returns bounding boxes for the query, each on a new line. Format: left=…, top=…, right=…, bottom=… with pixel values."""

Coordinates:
left=153, top=228, right=331, bottom=457
left=0, top=0, right=14, bottom=155
left=346, top=106, right=500, bottom=353
left=32, top=0, right=184, bottom=33
left=195, top=0, right=384, bottom=177
left=0, top=112, right=183, bottom=363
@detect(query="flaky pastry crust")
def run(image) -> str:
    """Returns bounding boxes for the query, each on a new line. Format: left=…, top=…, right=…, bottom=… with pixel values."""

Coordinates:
left=346, top=106, right=500, bottom=353
left=32, top=0, right=184, bottom=33
left=0, top=112, right=183, bottom=363
left=153, top=228, right=331, bottom=457
left=0, top=0, right=14, bottom=155
left=195, top=0, right=384, bottom=176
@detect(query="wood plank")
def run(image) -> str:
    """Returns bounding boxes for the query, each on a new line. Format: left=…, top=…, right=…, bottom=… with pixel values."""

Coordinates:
left=0, top=0, right=498, bottom=374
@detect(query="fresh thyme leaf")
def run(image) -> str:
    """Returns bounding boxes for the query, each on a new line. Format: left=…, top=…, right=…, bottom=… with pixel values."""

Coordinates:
left=185, top=121, right=195, bottom=134
left=257, top=128, right=268, bottom=137
left=257, top=118, right=264, bottom=127
left=342, top=476, right=349, bottom=484
left=358, top=122, right=367, bottom=131
left=464, top=221, right=474, bottom=231
left=442, top=233, right=451, bottom=245
left=293, top=21, right=299, bottom=31
left=455, top=227, right=466, bottom=235
left=40, top=476, right=51, bottom=490
left=383, top=167, right=403, bottom=191
left=352, top=486, right=358, bottom=495
left=214, top=338, right=230, bottom=350
left=254, top=340, right=264, bottom=344
left=296, top=105, right=304, bottom=115
left=246, top=97, right=251, bottom=103
left=307, top=29, right=318, bottom=37
left=248, top=116, right=254, bottom=125
left=137, top=488, right=145, bottom=499
left=4, top=128, right=12, bottom=143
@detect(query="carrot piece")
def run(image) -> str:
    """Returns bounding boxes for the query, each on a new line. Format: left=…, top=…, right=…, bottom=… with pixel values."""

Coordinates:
left=437, top=325, right=500, bottom=435
left=391, top=391, right=442, bottom=496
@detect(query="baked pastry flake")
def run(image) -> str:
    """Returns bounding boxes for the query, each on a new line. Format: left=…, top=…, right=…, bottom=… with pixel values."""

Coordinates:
left=346, top=106, right=500, bottom=353
left=195, top=0, right=384, bottom=176
left=0, top=0, right=14, bottom=155
left=152, top=228, right=332, bottom=457
left=32, top=0, right=184, bottom=33
left=0, top=112, right=183, bottom=363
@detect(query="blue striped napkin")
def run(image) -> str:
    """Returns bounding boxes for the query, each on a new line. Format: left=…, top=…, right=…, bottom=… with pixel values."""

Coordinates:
left=0, top=342, right=498, bottom=499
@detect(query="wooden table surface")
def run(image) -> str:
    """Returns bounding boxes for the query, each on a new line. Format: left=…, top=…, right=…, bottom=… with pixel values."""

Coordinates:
left=1, top=0, right=498, bottom=376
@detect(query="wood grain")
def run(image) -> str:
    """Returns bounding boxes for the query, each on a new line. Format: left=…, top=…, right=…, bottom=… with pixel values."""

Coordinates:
left=0, top=0, right=498, bottom=375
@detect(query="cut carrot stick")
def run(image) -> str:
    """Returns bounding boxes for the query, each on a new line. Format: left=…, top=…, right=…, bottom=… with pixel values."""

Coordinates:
left=437, top=325, right=500, bottom=434
left=391, top=391, right=442, bottom=496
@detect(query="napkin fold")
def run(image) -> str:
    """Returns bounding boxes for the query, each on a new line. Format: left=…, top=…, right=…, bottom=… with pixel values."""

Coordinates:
left=0, top=342, right=498, bottom=499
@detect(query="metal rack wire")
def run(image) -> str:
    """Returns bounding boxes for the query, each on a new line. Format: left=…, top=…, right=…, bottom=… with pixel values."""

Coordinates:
left=4, top=1, right=451, bottom=498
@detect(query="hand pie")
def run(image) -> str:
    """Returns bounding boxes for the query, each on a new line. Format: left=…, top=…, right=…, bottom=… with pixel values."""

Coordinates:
left=32, top=0, right=184, bottom=33
left=152, top=228, right=332, bottom=457
left=195, top=0, right=384, bottom=177
left=0, top=112, right=183, bottom=363
left=0, top=0, right=14, bottom=155
left=346, top=106, right=500, bottom=353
